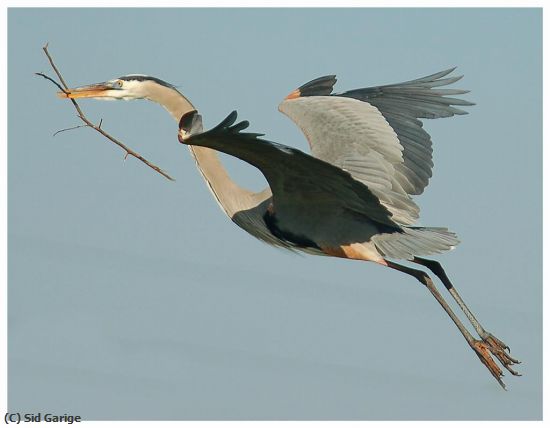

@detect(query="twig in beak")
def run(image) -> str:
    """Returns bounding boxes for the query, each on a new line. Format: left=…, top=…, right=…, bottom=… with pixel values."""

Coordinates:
left=37, top=44, right=175, bottom=181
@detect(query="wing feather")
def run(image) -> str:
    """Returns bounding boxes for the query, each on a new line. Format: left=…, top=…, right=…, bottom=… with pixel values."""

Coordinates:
left=281, top=68, right=473, bottom=199
left=337, top=68, right=473, bottom=194
left=279, top=96, right=420, bottom=225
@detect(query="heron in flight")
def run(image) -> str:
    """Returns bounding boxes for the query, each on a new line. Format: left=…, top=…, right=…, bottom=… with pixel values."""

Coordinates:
left=59, top=69, right=520, bottom=388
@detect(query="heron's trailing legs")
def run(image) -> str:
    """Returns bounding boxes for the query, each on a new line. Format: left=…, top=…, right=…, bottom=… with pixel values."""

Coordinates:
left=385, top=260, right=509, bottom=389
left=412, top=257, right=520, bottom=376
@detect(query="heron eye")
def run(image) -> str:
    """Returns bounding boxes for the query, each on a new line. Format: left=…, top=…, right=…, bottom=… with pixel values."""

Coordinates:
left=116, top=80, right=123, bottom=88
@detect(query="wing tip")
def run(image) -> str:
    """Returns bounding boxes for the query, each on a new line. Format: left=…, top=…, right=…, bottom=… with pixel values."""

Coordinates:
left=215, top=111, right=268, bottom=139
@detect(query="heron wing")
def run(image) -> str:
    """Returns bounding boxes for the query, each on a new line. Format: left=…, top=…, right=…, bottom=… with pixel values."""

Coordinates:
left=337, top=67, right=474, bottom=195
left=279, top=68, right=473, bottom=224
left=279, top=95, right=420, bottom=225
left=181, top=111, right=398, bottom=228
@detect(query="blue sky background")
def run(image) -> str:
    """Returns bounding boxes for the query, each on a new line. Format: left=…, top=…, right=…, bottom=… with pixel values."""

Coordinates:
left=8, top=8, right=542, bottom=420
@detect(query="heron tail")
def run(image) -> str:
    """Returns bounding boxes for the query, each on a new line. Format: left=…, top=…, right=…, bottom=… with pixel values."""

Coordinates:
left=372, top=226, right=460, bottom=260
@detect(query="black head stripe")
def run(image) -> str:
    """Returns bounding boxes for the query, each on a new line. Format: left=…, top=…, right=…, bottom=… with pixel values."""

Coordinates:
left=118, top=75, right=176, bottom=89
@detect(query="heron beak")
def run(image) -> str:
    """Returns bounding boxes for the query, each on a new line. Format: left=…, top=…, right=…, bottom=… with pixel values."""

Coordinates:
left=57, top=82, right=115, bottom=99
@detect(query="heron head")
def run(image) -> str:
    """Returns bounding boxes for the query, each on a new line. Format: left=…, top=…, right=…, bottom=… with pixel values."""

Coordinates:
left=57, top=75, right=177, bottom=101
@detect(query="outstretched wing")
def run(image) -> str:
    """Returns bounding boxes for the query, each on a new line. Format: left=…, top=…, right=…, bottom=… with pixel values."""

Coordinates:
left=338, top=67, right=474, bottom=195
left=280, top=94, right=418, bottom=225
left=279, top=68, right=473, bottom=224
left=180, top=111, right=398, bottom=228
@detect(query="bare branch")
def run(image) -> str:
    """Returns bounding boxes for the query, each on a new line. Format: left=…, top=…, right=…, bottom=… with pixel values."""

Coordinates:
left=53, top=124, right=92, bottom=137
left=35, top=72, right=66, bottom=93
left=38, top=44, right=175, bottom=181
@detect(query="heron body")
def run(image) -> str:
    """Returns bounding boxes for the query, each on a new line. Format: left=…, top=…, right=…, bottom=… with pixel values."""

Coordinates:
left=59, top=69, right=520, bottom=388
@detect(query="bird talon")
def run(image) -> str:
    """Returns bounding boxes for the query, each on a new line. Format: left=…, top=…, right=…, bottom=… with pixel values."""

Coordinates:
left=506, top=366, right=521, bottom=377
left=481, top=333, right=521, bottom=376
left=471, top=340, right=506, bottom=388
left=482, top=333, right=508, bottom=350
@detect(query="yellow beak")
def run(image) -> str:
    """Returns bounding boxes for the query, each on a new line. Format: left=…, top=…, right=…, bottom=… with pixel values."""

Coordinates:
left=57, top=82, right=113, bottom=99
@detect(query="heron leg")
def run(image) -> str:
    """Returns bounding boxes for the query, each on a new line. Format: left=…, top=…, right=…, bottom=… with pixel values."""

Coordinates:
left=385, top=259, right=507, bottom=389
left=412, top=257, right=520, bottom=376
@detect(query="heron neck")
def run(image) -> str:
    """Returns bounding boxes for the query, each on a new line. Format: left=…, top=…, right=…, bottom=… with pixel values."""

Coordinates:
left=147, top=85, right=195, bottom=121
left=150, top=86, right=259, bottom=217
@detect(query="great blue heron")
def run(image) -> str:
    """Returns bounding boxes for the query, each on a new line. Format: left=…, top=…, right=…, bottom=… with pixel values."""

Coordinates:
left=58, top=69, right=520, bottom=388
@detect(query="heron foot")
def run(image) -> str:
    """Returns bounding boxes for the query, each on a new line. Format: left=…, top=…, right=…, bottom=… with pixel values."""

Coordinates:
left=471, top=340, right=506, bottom=389
left=482, top=332, right=521, bottom=376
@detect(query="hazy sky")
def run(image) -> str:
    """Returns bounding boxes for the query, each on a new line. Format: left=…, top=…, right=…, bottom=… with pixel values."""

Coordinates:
left=8, top=8, right=541, bottom=420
